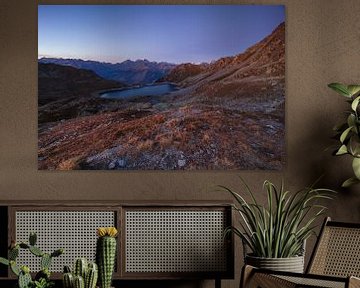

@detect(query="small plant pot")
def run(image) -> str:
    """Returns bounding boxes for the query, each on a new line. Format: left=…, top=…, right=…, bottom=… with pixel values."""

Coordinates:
left=245, top=254, right=305, bottom=273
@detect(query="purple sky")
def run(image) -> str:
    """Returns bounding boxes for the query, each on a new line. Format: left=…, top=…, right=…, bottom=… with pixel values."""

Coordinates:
left=38, top=5, right=285, bottom=64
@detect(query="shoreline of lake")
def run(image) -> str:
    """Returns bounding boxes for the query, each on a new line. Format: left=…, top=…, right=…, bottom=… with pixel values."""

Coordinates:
left=97, top=82, right=179, bottom=100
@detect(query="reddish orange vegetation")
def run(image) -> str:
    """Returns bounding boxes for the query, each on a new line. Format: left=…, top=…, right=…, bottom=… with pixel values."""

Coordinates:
left=39, top=97, right=284, bottom=170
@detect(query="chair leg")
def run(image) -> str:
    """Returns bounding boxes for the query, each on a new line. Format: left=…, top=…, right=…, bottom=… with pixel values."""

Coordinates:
left=215, top=278, right=221, bottom=288
left=240, top=265, right=255, bottom=288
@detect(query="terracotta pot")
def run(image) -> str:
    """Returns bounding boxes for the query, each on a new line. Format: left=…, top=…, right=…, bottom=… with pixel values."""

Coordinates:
left=245, top=254, right=305, bottom=273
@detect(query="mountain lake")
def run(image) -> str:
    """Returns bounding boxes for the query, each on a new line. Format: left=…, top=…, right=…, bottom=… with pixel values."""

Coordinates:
left=100, top=83, right=178, bottom=99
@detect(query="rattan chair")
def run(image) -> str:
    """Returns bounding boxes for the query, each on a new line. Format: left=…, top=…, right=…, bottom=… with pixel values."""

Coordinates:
left=241, top=217, right=360, bottom=288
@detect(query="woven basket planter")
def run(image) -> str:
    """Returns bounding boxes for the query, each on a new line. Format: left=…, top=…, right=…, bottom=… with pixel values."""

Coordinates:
left=245, top=254, right=305, bottom=273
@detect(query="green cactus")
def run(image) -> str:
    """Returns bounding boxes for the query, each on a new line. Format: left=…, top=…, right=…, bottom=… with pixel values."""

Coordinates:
left=73, top=275, right=85, bottom=288
left=29, top=232, right=37, bottom=246
left=0, top=232, right=63, bottom=288
left=40, top=253, right=52, bottom=270
left=19, top=243, right=30, bottom=249
left=85, top=263, right=98, bottom=288
left=51, top=248, right=64, bottom=258
left=29, top=245, right=44, bottom=257
left=63, top=271, right=74, bottom=288
left=74, top=258, right=88, bottom=279
left=18, top=269, right=32, bottom=288
left=64, top=265, right=72, bottom=273
left=96, top=227, right=118, bottom=288
left=10, top=260, right=20, bottom=276
left=9, top=246, right=19, bottom=260
left=64, top=259, right=98, bottom=288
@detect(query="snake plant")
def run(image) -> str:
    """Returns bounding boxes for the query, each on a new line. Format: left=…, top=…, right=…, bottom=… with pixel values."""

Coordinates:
left=328, top=83, right=360, bottom=187
left=221, top=179, right=335, bottom=258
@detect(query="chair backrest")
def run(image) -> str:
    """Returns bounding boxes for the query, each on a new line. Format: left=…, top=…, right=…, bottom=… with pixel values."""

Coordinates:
left=307, top=217, right=360, bottom=277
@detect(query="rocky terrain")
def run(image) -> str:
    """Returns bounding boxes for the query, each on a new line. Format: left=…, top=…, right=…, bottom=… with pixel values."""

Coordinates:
left=39, top=58, right=175, bottom=85
left=38, top=22, right=285, bottom=170
left=38, top=63, right=125, bottom=123
left=158, top=63, right=207, bottom=83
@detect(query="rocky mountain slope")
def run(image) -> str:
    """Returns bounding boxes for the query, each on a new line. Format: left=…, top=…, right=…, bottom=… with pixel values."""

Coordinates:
left=38, top=22, right=285, bottom=170
left=162, top=22, right=285, bottom=91
left=39, top=63, right=122, bottom=105
left=159, top=63, right=207, bottom=83
left=38, top=63, right=123, bottom=123
left=39, top=58, right=175, bottom=85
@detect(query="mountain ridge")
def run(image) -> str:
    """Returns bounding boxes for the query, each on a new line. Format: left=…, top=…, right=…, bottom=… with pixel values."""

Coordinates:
left=38, top=57, right=176, bottom=85
left=161, top=22, right=285, bottom=87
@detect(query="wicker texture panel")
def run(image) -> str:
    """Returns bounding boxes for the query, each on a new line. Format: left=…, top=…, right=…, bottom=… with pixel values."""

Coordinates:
left=125, top=210, right=227, bottom=273
left=309, top=226, right=360, bottom=277
left=247, top=273, right=297, bottom=288
left=15, top=211, right=115, bottom=272
left=277, top=275, right=345, bottom=288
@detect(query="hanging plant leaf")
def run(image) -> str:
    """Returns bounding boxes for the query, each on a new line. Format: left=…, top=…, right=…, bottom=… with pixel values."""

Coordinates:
left=349, top=135, right=360, bottom=157
left=342, top=177, right=360, bottom=188
left=352, top=157, right=360, bottom=179
left=347, top=114, right=356, bottom=128
left=351, top=96, right=360, bottom=111
left=347, top=85, right=360, bottom=97
left=336, top=145, right=348, bottom=155
left=340, top=126, right=353, bottom=143
left=328, top=83, right=351, bottom=97
left=329, top=82, right=360, bottom=187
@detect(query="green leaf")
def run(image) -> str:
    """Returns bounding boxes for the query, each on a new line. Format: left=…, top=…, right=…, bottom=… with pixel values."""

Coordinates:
left=336, top=145, right=348, bottom=155
left=340, top=126, right=353, bottom=143
left=349, top=135, right=360, bottom=157
left=0, top=257, right=9, bottom=266
left=328, top=83, right=351, bottom=97
left=352, top=157, right=360, bottom=179
left=347, top=114, right=356, bottom=129
left=342, top=177, right=360, bottom=188
left=347, top=85, right=360, bottom=97
left=351, top=96, right=360, bottom=111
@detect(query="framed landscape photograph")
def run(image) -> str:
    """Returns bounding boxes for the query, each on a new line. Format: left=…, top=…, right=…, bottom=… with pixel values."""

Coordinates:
left=38, top=5, right=285, bottom=170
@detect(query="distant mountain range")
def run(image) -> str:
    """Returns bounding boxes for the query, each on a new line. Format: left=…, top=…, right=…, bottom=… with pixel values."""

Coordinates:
left=38, top=58, right=176, bottom=85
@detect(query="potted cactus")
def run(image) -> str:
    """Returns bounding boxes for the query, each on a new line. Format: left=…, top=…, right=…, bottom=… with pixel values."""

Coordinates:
left=96, top=227, right=118, bottom=288
left=0, top=232, right=63, bottom=288
left=62, top=258, right=98, bottom=288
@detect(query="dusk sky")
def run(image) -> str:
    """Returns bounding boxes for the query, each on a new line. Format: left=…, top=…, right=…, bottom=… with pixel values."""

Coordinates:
left=38, top=5, right=285, bottom=64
